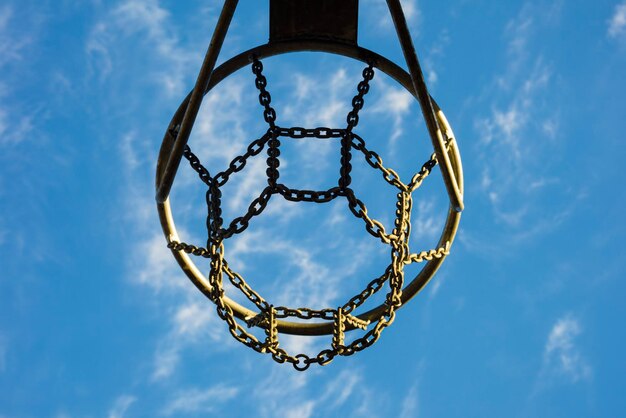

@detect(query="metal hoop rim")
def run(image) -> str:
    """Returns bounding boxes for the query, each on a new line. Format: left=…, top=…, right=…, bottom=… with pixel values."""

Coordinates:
left=156, top=40, right=463, bottom=336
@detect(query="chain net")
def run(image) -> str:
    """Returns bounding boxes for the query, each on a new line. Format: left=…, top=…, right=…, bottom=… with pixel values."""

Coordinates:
left=167, top=58, right=451, bottom=371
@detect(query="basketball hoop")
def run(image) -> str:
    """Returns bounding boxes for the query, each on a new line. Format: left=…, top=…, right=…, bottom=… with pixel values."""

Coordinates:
left=155, top=0, right=464, bottom=371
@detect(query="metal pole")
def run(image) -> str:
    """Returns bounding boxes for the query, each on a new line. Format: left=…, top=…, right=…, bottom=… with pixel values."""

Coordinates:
left=386, top=0, right=463, bottom=212
left=156, top=0, right=239, bottom=203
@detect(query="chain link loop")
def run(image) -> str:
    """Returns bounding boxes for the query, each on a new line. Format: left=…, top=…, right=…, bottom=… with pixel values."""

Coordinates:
left=275, top=184, right=343, bottom=204
left=277, top=127, right=345, bottom=139
left=252, top=58, right=278, bottom=128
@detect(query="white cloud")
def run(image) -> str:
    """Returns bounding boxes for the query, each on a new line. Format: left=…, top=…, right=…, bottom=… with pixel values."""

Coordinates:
left=283, top=402, right=315, bottom=418
left=108, top=395, right=136, bottom=418
left=227, top=225, right=380, bottom=317
left=411, top=200, right=441, bottom=241
left=320, top=369, right=361, bottom=409
left=253, top=371, right=311, bottom=418
left=0, top=106, right=34, bottom=146
left=151, top=347, right=180, bottom=382
left=119, top=134, right=225, bottom=382
left=85, top=22, right=113, bottom=81
left=174, top=303, right=217, bottom=338
left=428, top=270, right=446, bottom=299
left=86, top=0, right=192, bottom=94
left=162, top=386, right=239, bottom=415
left=424, top=29, right=450, bottom=87
left=476, top=61, right=551, bottom=160
left=0, top=6, right=30, bottom=69
left=399, top=383, right=419, bottom=418
left=505, top=14, right=533, bottom=60
left=370, top=79, right=413, bottom=146
left=112, top=0, right=172, bottom=51
left=253, top=367, right=309, bottom=400
left=0, top=6, right=34, bottom=146
left=228, top=157, right=269, bottom=212
left=532, top=315, right=592, bottom=396
left=282, top=68, right=352, bottom=128
left=230, top=230, right=338, bottom=308
left=134, top=233, right=187, bottom=293
left=608, top=2, right=626, bottom=39
left=119, top=132, right=141, bottom=172
left=472, top=4, right=565, bottom=233
left=364, top=0, right=421, bottom=31
left=113, top=37, right=256, bottom=383
left=252, top=369, right=362, bottom=418
left=190, top=77, right=249, bottom=167
left=151, top=301, right=227, bottom=381
left=402, top=0, right=421, bottom=26
left=543, top=316, right=592, bottom=382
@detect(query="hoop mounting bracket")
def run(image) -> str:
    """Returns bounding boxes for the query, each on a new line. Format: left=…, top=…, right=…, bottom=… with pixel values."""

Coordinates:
left=270, top=0, right=359, bottom=45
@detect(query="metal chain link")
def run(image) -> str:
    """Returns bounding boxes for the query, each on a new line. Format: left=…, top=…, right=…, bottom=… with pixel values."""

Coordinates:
left=344, top=188, right=396, bottom=245
left=341, top=266, right=392, bottom=314
left=274, top=306, right=336, bottom=321
left=278, top=127, right=345, bottom=139
left=340, top=64, right=374, bottom=189
left=213, top=133, right=272, bottom=187
left=266, top=132, right=281, bottom=187
left=275, top=184, right=343, bottom=204
left=252, top=58, right=278, bottom=128
left=346, top=65, right=374, bottom=132
left=221, top=186, right=274, bottom=239
left=351, top=134, right=406, bottom=191
left=183, top=145, right=213, bottom=187
left=208, top=182, right=223, bottom=244
left=223, top=263, right=270, bottom=311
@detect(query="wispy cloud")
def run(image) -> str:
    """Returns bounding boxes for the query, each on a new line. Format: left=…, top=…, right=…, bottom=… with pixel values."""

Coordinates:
left=162, top=386, right=239, bottom=415
left=86, top=0, right=193, bottom=95
left=424, top=29, right=450, bottom=87
left=608, top=1, right=626, bottom=39
left=283, top=401, right=316, bottom=418
left=113, top=47, right=251, bottom=381
left=363, top=0, right=422, bottom=31
left=428, top=270, right=446, bottom=299
left=151, top=348, right=180, bottom=382
left=190, top=77, right=250, bottom=167
left=0, top=6, right=30, bottom=69
left=0, top=106, right=34, bottom=146
left=151, top=302, right=228, bottom=381
left=253, top=369, right=362, bottom=418
left=471, top=4, right=568, bottom=239
left=401, top=0, right=421, bottom=27
left=108, top=395, right=137, bottom=418
left=228, top=229, right=339, bottom=308
left=252, top=368, right=311, bottom=418
left=533, top=315, right=592, bottom=396
left=285, top=68, right=352, bottom=127
left=411, top=200, right=442, bottom=242
left=543, top=315, right=592, bottom=382
left=133, top=233, right=188, bottom=294
left=319, top=369, right=361, bottom=409
left=399, top=383, right=419, bottom=418
left=0, top=6, right=34, bottom=145
left=370, top=78, right=413, bottom=148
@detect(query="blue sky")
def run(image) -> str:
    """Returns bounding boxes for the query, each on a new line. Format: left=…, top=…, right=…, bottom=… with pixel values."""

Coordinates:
left=1, top=0, right=626, bottom=417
